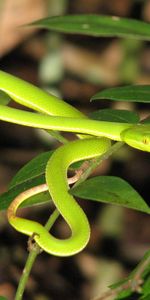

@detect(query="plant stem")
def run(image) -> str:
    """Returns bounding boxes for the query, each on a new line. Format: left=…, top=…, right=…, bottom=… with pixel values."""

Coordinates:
left=15, top=246, right=39, bottom=300
left=14, top=209, right=59, bottom=300
left=92, top=250, right=150, bottom=300
left=73, top=141, right=124, bottom=187
left=47, top=129, right=68, bottom=144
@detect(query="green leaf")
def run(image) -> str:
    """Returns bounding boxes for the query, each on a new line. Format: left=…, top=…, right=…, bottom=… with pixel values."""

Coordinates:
left=91, top=85, right=150, bottom=103
left=109, top=250, right=150, bottom=299
left=0, top=151, right=53, bottom=210
left=0, top=91, right=11, bottom=106
left=140, top=296, right=150, bottom=300
left=0, top=149, right=83, bottom=210
left=114, top=289, right=132, bottom=299
left=31, top=15, right=150, bottom=40
left=142, top=278, right=150, bottom=299
left=9, top=149, right=81, bottom=190
left=0, top=297, right=8, bottom=300
left=9, top=151, right=53, bottom=189
left=0, top=174, right=49, bottom=210
left=71, top=176, right=150, bottom=214
left=90, top=109, right=139, bottom=123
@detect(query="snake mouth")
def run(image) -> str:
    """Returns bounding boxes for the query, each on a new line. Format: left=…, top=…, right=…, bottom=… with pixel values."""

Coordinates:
left=124, top=137, right=150, bottom=152
left=121, top=126, right=150, bottom=153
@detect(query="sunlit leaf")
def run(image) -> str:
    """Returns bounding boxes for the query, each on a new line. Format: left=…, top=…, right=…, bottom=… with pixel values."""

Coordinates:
left=9, top=151, right=53, bottom=189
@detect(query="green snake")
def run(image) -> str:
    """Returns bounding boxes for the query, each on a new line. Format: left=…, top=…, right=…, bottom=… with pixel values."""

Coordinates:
left=0, top=70, right=150, bottom=256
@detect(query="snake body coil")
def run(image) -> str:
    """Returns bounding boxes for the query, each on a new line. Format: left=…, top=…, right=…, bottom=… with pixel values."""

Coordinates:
left=0, top=71, right=150, bottom=256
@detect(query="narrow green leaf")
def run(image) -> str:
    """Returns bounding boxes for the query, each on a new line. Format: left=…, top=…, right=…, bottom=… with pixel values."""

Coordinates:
left=91, top=85, right=150, bottom=103
left=31, top=15, right=150, bottom=40
left=142, top=278, right=150, bottom=298
left=9, top=149, right=82, bottom=189
left=71, top=176, right=150, bottom=214
left=114, top=289, right=132, bottom=299
left=140, top=296, right=150, bottom=300
left=109, top=250, right=150, bottom=299
left=90, top=109, right=139, bottom=123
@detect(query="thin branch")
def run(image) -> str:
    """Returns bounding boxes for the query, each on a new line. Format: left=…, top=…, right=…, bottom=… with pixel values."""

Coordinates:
left=92, top=253, right=150, bottom=300
left=73, top=141, right=124, bottom=187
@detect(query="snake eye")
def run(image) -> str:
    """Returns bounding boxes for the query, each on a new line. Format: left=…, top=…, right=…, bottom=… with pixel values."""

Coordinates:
left=142, top=137, right=150, bottom=145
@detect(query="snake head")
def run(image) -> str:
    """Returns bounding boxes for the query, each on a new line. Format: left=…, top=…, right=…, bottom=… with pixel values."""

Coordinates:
left=121, top=125, right=150, bottom=152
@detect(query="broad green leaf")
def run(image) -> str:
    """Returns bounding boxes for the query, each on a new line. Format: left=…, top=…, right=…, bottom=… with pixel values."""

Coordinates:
left=91, top=85, right=150, bottom=103
left=0, top=174, right=48, bottom=210
left=90, top=109, right=139, bottom=123
left=71, top=176, right=150, bottom=214
left=31, top=15, right=150, bottom=40
left=0, top=151, right=53, bottom=210
left=0, top=149, right=82, bottom=210
left=0, top=297, right=8, bottom=300
left=9, top=149, right=82, bottom=190
left=9, top=151, right=53, bottom=189
left=0, top=91, right=11, bottom=105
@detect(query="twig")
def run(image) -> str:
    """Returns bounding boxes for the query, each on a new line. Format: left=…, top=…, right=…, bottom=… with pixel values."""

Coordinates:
left=73, top=141, right=124, bottom=187
left=92, top=253, right=150, bottom=300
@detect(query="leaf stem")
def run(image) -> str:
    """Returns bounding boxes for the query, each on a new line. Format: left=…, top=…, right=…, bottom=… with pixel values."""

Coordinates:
left=14, top=245, right=40, bottom=300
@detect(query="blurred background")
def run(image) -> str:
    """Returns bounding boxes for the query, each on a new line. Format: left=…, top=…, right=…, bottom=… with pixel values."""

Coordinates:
left=0, top=1, right=150, bottom=299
